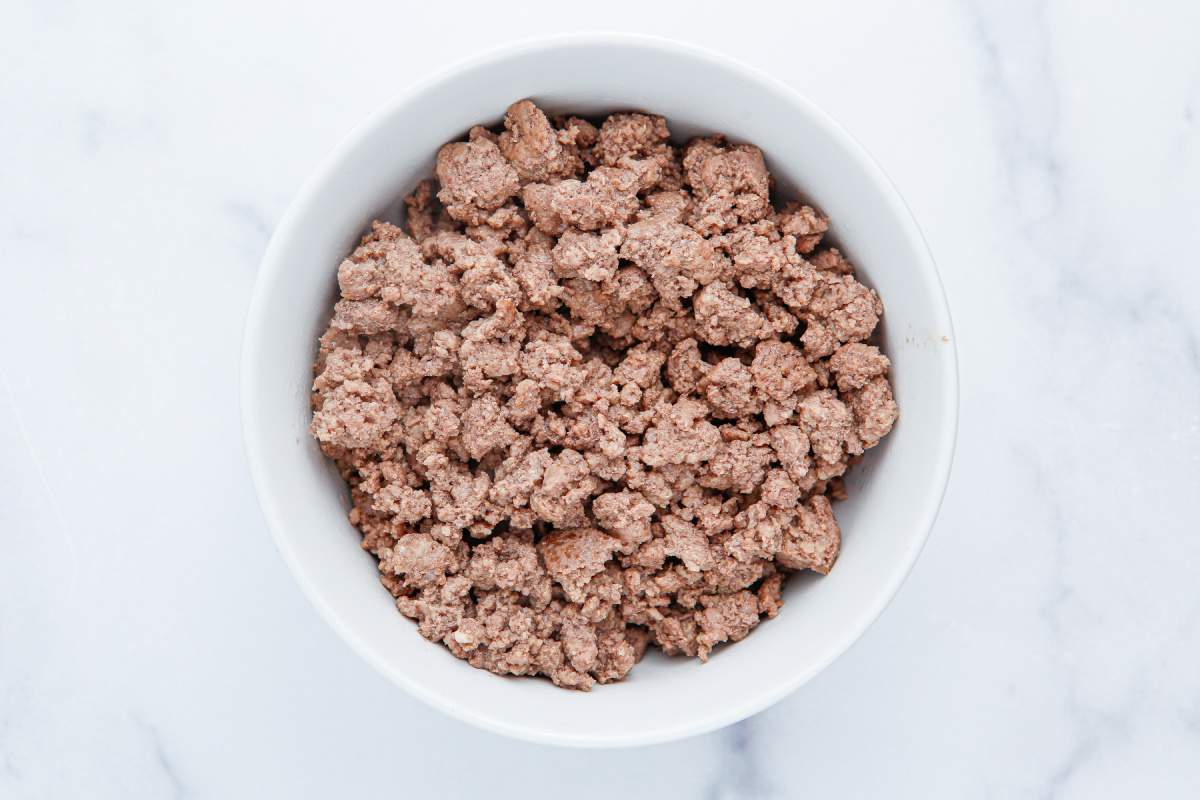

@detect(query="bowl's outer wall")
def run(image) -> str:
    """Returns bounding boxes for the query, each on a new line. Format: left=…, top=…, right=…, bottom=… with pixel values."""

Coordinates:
left=242, top=35, right=958, bottom=747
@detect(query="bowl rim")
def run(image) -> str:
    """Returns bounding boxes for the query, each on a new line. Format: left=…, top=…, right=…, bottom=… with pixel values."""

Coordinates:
left=240, top=31, right=960, bottom=748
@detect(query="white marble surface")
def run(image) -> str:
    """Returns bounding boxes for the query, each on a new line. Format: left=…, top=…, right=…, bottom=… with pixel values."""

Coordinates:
left=3, top=0, right=1199, bottom=796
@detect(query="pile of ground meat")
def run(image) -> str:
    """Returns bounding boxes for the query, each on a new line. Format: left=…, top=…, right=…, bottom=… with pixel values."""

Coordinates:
left=310, top=100, right=898, bottom=690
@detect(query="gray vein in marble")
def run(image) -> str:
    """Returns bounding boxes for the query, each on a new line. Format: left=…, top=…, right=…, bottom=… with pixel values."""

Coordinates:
left=963, top=0, right=1200, bottom=401
left=1181, top=696, right=1200, bottom=738
left=1042, top=264, right=1200, bottom=388
left=1019, top=441, right=1145, bottom=800
left=223, top=199, right=273, bottom=264
left=1167, top=60, right=1200, bottom=173
left=134, top=716, right=186, bottom=799
left=1019, top=445, right=1071, bottom=640
left=961, top=0, right=1063, bottom=232
left=222, top=199, right=274, bottom=267
left=965, top=0, right=1200, bottom=396
left=1041, top=684, right=1137, bottom=800
left=1180, top=58, right=1200, bottom=129
left=80, top=109, right=106, bottom=155
left=704, top=719, right=775, bottom=800
left=1129, top=290, right=1200, bottom=382
left=1009, top=430, right=1109, bottom=796
left=0, top=367, right=79, bottom=592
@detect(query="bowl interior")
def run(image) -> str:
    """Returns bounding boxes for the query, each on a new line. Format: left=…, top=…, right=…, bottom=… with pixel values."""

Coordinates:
left=242, top=36, right=957, bottom=747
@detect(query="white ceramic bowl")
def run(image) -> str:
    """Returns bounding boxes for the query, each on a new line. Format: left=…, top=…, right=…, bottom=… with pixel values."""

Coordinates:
left=241, top=33, right=957, bottom=748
